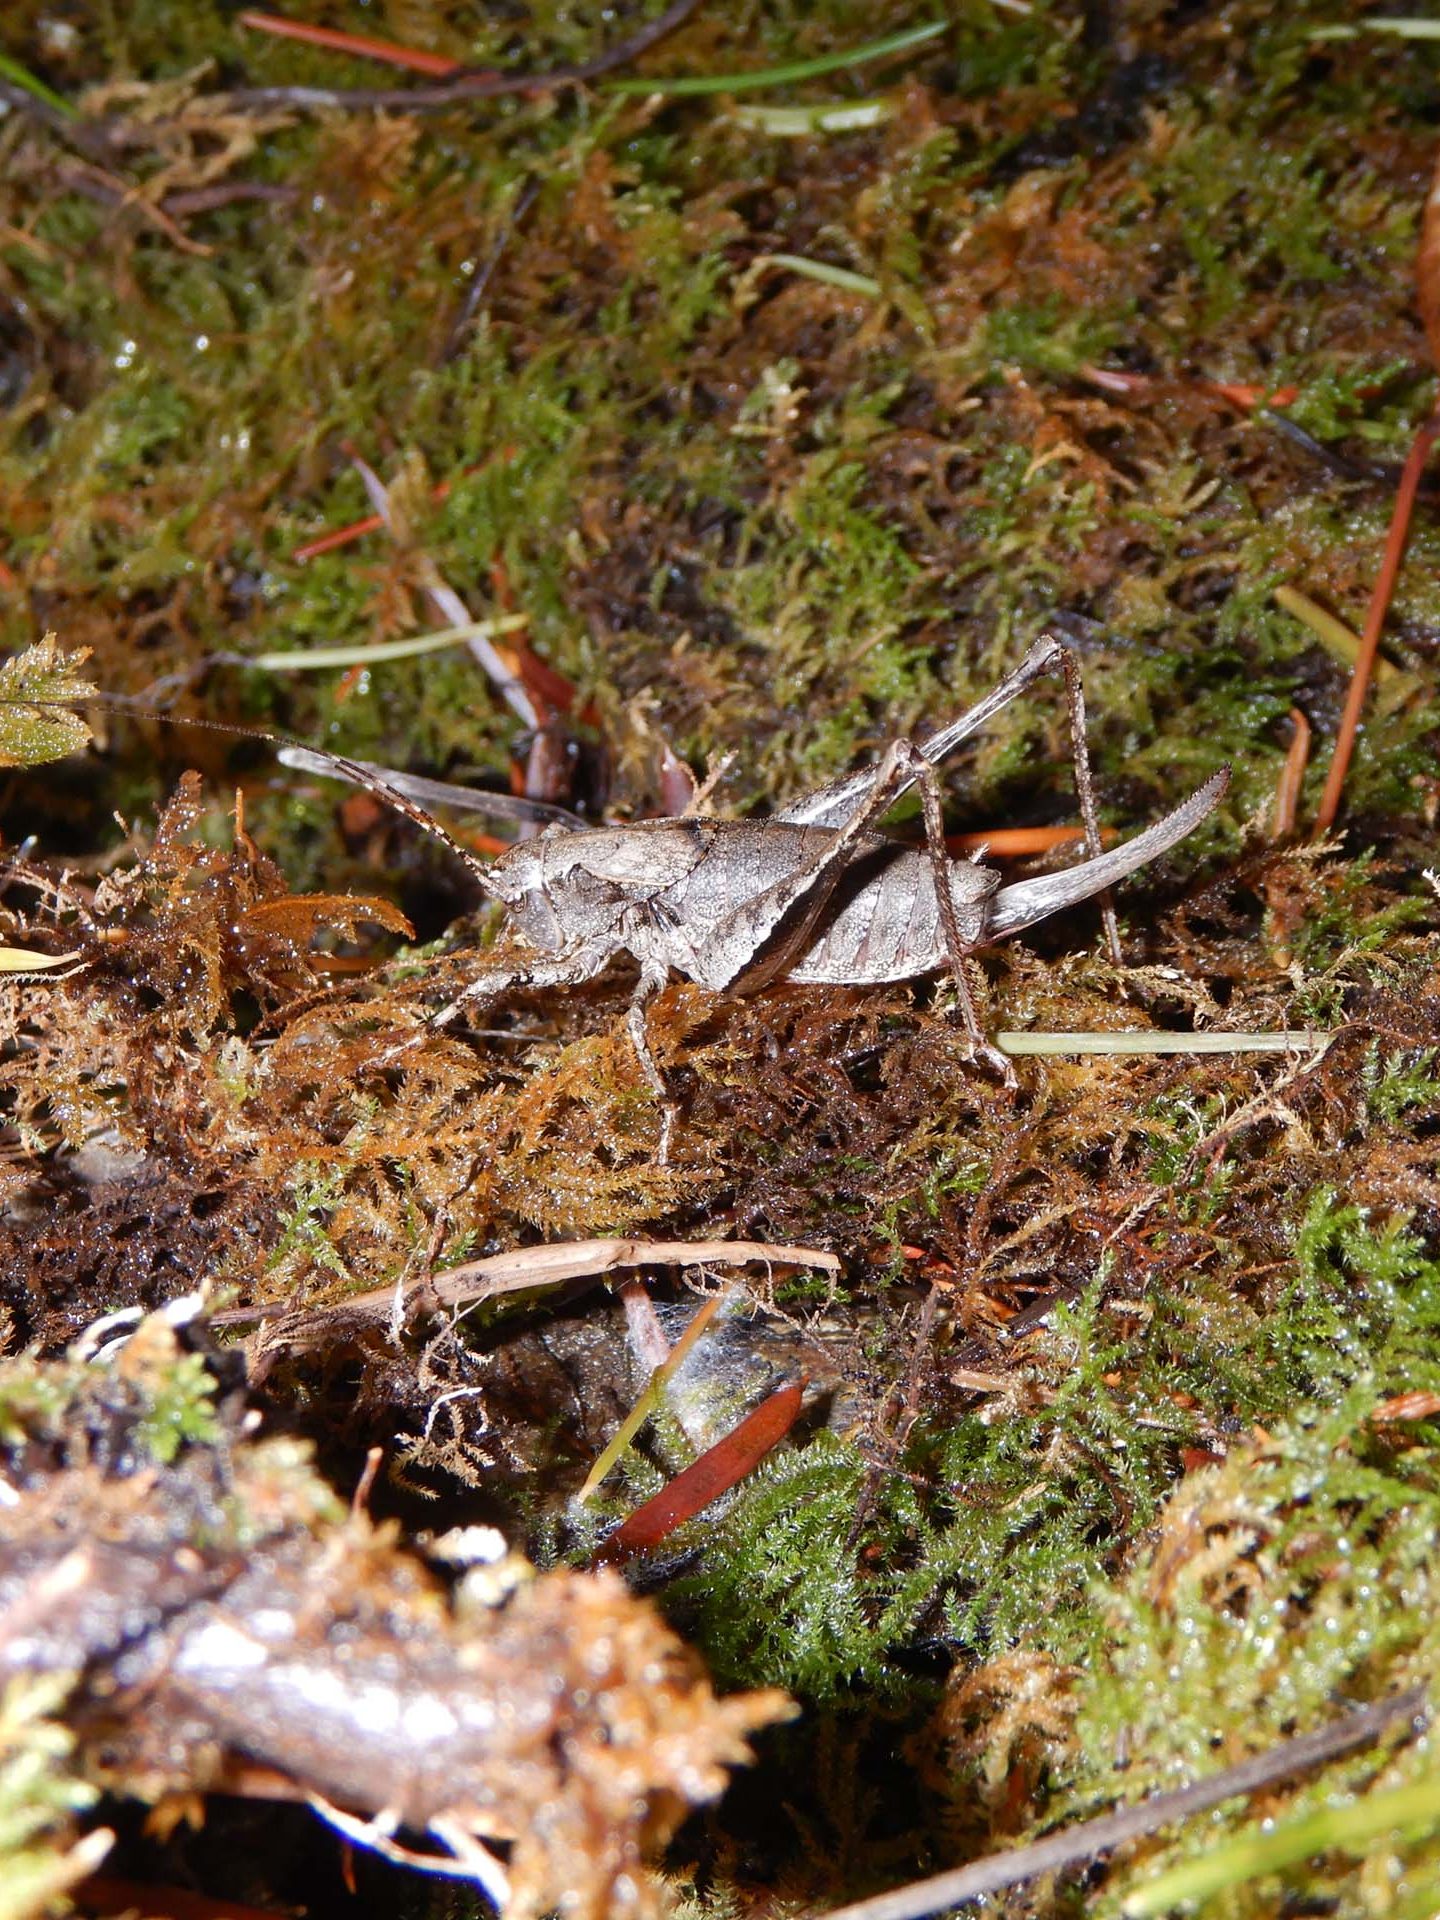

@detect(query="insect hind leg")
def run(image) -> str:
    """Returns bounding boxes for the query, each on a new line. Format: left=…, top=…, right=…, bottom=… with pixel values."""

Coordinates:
left=897, top=740, right=1018, bottom=1090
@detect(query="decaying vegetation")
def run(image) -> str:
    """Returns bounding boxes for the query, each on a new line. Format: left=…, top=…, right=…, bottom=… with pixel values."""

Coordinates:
left=0, top=1, right=1439, bottom=1915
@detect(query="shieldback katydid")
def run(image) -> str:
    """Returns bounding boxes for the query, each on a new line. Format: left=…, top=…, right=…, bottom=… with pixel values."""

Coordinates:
left=283, top=632, right=1229, bottom=1157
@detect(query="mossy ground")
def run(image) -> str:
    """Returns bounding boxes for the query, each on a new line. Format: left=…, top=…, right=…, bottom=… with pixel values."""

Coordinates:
left=1, top=1, right=1439, bottom=1914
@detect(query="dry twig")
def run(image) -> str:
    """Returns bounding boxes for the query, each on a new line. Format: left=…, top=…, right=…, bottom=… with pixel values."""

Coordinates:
left=222, top=0, right=702, bottom=114
left=817, top=1689, right=1426, bottom=1920
left=214, top=1235, right=840, bottom=1331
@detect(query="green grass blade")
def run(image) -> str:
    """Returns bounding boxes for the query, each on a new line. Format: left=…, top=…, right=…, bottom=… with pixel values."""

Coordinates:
left=0, top=52, right=75, bottom=117
left=606, top=20, right=947, bottom=96
left=763, top=253, right=881, bottom=295
left=996, top=1030, right=1334, bottom=1056
left=245, top=614, right=529, bottom=673
left=1123, top=1768, right=1440, bottom=1915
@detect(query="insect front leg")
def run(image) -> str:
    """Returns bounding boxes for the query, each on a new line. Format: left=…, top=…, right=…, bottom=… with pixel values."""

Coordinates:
left=375, top=941, right=615, bottom=1068
left=615, top=752, right=920, bottom=1154
left=626, top=954, right=676, bottom=1163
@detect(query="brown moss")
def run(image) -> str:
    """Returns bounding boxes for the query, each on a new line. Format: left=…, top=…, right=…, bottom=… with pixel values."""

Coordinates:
left=0, top=1312, right=790, bottom=1919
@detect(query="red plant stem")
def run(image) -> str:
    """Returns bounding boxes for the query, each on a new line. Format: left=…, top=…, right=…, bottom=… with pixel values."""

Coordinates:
left=1078, top=365, right=1298, bottom=409
left=1206, top=380, right=1299, bottom=409
left=293, top=477, right=458, bottom=563
left=292, top=510, right=388, bottom=563
left=598, top=1381, right=805, bottom=1563
left=239, top=11, right=464, bottom=77
left=946, top=824, right=1116, bottom=856
left=1315, top=411, right=1440, bottom=834
left=1270, top=706, right=1311, bottom=841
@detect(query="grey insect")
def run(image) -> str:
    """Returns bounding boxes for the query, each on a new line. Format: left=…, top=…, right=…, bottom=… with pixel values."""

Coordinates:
left=285, top=633, right=1228, bottom=1156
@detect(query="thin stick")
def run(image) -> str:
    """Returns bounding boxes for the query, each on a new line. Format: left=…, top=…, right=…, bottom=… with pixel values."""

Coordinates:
left=211, top=1236, right=839, bottom=1327
left=996, top=1030, right=1334, bottom=1057
left=1314, top=412, right=1440, bottom=834
left=1270, top=707, right=1312, bottom=840
left=815, top=1689, right=1425, bottom=1920
left=0, top=79, right=111, bottom=160
left=220, top=0, right=703, bottom=112
left=440, top=175, right=540, bottom=365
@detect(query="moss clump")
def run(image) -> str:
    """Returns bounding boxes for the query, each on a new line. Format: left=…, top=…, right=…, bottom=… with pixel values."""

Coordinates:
left=0, top=1677, right=105, bottom=1920
left=1054, top=1378, right=1440, bottom=1913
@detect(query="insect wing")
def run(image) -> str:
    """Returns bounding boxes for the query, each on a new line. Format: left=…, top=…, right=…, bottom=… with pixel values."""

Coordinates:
left=564, top=820, right=711, bottom=891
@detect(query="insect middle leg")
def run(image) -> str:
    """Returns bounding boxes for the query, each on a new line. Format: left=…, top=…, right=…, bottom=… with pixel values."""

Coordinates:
left=625, top=954, right=676, bottom=1163
left=376, top=940, right=618, bottom=1069
left=632, top=736, right=936, bottom=1159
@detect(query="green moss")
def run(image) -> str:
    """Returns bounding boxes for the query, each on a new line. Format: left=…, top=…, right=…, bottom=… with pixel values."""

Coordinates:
left=0, top=0, right=1436, bottom=1910
left=1058, top=1377, right=1440, bottom=1912
left=0, top=1676, right=101, bottom=1920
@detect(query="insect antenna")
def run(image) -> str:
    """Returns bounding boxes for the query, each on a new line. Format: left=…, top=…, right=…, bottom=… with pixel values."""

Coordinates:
left=276, top=745, right=583, bottom=897
left=2, top=688, right=583, bottom=895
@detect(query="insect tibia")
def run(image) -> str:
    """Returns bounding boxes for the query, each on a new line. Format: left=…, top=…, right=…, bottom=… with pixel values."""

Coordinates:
left=275, top=746, right=582, bottom=833
left=276, top=744, right=588, bottom=898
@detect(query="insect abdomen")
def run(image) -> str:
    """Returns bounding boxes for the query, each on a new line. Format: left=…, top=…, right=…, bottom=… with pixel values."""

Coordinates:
left=786, top=851, right=997, bottom=984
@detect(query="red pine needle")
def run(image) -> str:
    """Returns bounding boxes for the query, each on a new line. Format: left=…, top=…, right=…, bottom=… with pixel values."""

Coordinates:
left=946, top=824, right=1116, bottom=856
left=598, top=1381, right=805, bottom=1563
left=1270, top=706, right=1311, bottom=840
left=293, top=477, right=459, bottom=564
left=1078, top=365, right=1299, bottom=410
left=1205, top=381, right=1300, bottom=409
left=239, top=11, right=464, bottom=77
left=1314, top=412, right=1440, bottom=834
left=292, top=511, right=389, bottom=564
